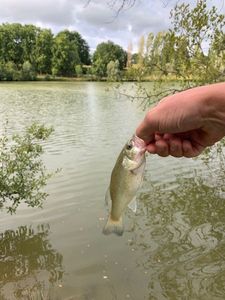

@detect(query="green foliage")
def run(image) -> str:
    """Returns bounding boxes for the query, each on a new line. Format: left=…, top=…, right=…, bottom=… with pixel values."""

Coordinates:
left=70, top=31, right=91, bottom=65
left=51, top=30, right=90, bottom=77
left=169, top=0, right=225, bottom=84
left=124, top=0, right=225, bottom=106
left=91, top=58, right=106, bottom=78
left=0, top=23, right=91, bottom=79
left=93, top=41, right=127, bottom=77
left=0, top=23, right=25, bottom=66
left=75, top=64, right=83, bottom=76
left=0, top=123, right=55, bottom=214
left=107, top=60, right=120, bottom=81
left=52, top=30, right=81, bottom=76
left=21, top=60, right=36, bottom=80
left=0, top=61, right=19, bottom=81
left=0, top=60, right=36, bottom=81
left=0, top=1, right=223, bottom=83
left=35, top=29, right=53, bottom=74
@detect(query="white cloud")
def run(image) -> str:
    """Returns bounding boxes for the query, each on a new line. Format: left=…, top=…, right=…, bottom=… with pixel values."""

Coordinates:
left=0, top=0, right=224, bottom=51
left=0, top=0, right=76, bottom=25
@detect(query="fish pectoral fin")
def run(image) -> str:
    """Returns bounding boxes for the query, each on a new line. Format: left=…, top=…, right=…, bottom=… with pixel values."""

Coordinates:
left=105, top=187, right=111, bottom=207
left=122, top=156, right=138, bottom=171
left=102, top=216, right=124, bottom=236
left=128, top=197, right=137, bottom=213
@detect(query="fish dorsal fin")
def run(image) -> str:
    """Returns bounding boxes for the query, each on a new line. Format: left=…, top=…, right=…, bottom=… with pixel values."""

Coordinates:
left=128, top=197, right=137, bottom=213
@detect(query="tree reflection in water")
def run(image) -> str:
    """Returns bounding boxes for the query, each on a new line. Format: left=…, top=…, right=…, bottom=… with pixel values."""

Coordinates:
left=0, top=224, right=64, bottom=300
left=129, top=152, right=225, bottom=300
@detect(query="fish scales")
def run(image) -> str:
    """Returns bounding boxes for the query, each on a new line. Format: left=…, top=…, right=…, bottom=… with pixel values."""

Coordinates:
left=103, top=135, right=146, bottom=236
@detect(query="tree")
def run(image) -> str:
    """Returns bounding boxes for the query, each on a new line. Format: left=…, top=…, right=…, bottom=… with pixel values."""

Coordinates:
left=107, top=60, right=120, bottom=81
left=35, top=29, right=53, bottom=74
left=170, top=0, right=225, bottom=83
left=21, top=60, right=36, bottom=80
left=137, top=35, right=145, bottom=66
left=52, top=30, right=80, bottom=76
left=21, top=24, right=39, bottom=66
left=91, top=58, right=105, bottom=78
left=93, top=41, right=127, bottom=77
left=0, top=24, right=40, bottom=77
left=0, top=23, right=25, bottom=66
left=75, top=64, right=83, bottom=76
left=131, top=53, right=138, bottom=64
left=131, top=0, right=225, bottom=107
left=126, top=41, right=133, bottom=68
left=0, top=24, right=90, bottom=79
left=52, top=30, right=91, bottom=76
left=0, top=61, right=19, bottom=81
left=69, top=31, right=91, bottom=65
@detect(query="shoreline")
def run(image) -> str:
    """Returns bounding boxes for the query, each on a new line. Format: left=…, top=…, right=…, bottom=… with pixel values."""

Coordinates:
left=0, top=74, right=224, bottom=83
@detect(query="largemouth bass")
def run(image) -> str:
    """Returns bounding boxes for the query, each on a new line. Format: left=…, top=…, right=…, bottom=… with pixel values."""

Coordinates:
left=103, top=135, right=146, bottom=236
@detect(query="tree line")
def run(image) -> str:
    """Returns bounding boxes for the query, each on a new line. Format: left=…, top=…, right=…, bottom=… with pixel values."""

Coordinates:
left=127, top=0, right=225, bottom=84
left=0, top=0, right=224, bottom=83
left=0, top=23, right=127, bottom=81
left=125, top=0, right=225, bottom=106
left=0, top=23, right=92, bottom=80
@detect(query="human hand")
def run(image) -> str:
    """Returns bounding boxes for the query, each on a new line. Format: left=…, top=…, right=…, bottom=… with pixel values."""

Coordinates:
left=136, top=83, right=225, bottom=158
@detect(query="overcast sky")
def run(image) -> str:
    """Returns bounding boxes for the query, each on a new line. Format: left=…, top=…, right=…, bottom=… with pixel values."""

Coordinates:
left=0, top=0, right=224, bottom=52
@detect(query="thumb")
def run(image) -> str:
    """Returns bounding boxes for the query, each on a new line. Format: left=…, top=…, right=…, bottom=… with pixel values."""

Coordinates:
left=136, top=106, right=162, bottom=143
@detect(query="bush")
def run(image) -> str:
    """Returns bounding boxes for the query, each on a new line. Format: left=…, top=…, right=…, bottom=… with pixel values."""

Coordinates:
left=0, top=61, right=19, bottom=81
left=75, top=65, right=83, bottom=77
left=21, top=61, right=37, bottom=80
left=0, top=61, right=37, bottom=81
left=107, top=60, right=120, bottom=81
left=0, top=123, right=56, bottom=214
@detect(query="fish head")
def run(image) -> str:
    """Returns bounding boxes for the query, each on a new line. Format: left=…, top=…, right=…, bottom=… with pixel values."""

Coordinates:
left=123, top=135, right=146, bottom=163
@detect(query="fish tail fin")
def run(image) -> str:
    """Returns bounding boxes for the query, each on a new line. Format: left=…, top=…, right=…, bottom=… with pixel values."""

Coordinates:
left=102, top=215, right=124, bottom=236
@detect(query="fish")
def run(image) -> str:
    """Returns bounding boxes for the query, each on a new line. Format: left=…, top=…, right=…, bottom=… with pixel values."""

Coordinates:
left=103, top=135, right=146, bottom=236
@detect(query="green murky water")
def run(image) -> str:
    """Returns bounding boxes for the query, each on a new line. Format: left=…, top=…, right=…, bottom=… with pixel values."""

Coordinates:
left=0, top=82, right=225, bottom=300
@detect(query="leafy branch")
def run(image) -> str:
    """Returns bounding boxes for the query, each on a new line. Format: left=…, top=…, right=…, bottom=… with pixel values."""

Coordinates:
left=0, top=123, right=57, bottom=214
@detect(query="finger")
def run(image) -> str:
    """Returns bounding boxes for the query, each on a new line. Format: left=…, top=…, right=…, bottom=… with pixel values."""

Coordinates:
left=169, top=137, right=183, bottom=157
left=163, top=133, right=174, bottom=141
left=146, top=143, right=157, bottom=154
left=182, top=140, right=204, bottom=158
left=155, top=133, right=164, bottom=141
left=136, top=107, right=162, bottom=143
left=136, top=122, right=154, bottom=143
left=155, top=139, right=169, bottom=157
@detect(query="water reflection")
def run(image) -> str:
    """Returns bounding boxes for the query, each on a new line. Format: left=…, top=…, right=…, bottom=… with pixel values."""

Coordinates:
left=0, top=224, right=64, bottom=300
left=129, top=157, right=225, bottom=300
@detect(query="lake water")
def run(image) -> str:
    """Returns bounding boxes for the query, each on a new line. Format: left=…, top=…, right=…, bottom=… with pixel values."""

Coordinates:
left=0, top=82, right=225, bottom=300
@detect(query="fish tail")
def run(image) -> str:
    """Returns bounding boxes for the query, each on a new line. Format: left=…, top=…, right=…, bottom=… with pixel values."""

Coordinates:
left=102, top=215, right=124, bottom=236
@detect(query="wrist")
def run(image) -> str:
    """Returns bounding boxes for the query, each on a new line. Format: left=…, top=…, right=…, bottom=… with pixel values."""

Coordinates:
left=202, top=83, right=225, bottom=127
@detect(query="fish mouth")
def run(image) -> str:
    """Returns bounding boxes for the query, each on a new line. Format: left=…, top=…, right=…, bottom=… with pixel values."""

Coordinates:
left=140, top=148, right=146, bottom=155
left=132, top=135, right=146, bottom=149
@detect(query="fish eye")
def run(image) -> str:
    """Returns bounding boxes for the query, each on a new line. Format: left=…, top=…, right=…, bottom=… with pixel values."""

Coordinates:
left=126, top=143, right=132, bottom=150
